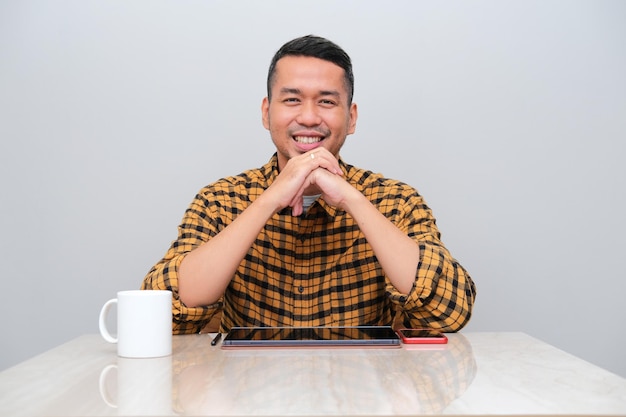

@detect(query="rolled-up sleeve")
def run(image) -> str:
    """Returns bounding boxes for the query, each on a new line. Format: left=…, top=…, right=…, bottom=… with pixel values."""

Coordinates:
left=386, top=191, right=476, bottom=332
left=141, top=190, right=222, bottom=334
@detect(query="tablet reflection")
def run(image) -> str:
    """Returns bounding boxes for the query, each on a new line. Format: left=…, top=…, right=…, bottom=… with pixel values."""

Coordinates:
left=172, top=333, right=476, bottom=415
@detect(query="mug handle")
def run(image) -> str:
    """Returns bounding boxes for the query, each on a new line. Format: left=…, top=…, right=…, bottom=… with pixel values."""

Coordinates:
left=98, top=364, right=118, bottom=408
left=99, top=298, right=118, bottom=343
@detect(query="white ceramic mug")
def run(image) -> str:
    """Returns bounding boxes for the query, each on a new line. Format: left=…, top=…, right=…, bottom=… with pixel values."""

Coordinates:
left=99, top=290, right=172, bottom=358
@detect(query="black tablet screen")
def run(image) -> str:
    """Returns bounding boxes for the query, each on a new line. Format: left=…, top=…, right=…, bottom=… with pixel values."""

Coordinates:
left=222, top=326, right=401, bottom=347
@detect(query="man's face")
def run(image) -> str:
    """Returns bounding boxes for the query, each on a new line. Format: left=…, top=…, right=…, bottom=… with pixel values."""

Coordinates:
left=262, top=56, right=358, bottom=171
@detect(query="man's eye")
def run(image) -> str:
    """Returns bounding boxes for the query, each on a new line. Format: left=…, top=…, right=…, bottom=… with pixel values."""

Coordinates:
left=320, top=99, right=336, bottom=106
left=284, top=98, right=300, bottom=103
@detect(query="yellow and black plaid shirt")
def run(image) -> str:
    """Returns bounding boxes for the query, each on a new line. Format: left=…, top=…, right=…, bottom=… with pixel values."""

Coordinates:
left=142, top=154, right=476, bottom=334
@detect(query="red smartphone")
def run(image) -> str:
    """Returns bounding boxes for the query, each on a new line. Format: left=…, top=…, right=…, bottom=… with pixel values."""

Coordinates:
left=397, top=328, right=448, bottom=344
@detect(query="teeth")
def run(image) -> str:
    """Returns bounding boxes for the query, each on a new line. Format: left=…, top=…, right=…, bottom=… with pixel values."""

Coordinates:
left=294, top=136, right=322, bottom=144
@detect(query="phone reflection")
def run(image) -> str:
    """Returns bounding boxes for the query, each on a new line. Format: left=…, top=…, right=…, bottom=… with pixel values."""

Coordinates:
left=172, top=333, right=476, bottom=415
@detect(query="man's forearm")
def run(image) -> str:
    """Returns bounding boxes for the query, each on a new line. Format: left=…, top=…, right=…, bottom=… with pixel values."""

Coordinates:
left=178, top=194, right=279, bottom=307
left=343, top=192, right=420, bottom=294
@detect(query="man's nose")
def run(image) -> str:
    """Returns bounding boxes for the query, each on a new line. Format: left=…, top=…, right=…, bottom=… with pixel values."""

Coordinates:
left=296, top=101, right=322, bottom=126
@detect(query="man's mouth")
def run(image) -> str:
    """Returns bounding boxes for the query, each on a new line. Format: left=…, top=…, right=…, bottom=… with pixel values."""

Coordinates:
left=294, top=136, right=323, bottom=144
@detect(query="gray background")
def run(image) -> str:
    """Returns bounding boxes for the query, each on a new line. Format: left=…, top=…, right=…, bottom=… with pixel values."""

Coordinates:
left=1, top=0, right=625, bottom=378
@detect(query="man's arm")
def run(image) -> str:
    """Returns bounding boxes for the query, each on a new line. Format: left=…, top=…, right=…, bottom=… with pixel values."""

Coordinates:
left=178, top=151, right=343, bottom=307
left=177, top=192, right=279, bottom=307
left=389, top=194, right=476, bottom=332
left=305, top=158, right=475, bottom=331
left=301, top=162, right=420, bottom=295
left=341, top=190, right=420, bottom=294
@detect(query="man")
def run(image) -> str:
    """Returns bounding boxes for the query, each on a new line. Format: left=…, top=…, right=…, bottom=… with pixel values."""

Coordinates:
left=142, top=35, right=476, bottom=334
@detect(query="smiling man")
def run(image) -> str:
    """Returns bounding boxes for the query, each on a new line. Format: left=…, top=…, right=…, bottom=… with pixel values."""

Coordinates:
left=142, top=35, right=476, bottom=334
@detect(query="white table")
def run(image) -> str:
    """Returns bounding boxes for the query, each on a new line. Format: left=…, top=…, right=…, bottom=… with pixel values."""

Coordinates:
left=0, top=332, right=625, bottom=416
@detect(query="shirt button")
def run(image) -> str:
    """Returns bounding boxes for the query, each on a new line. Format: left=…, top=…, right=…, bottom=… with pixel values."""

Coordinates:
left=298, top=286, right=304, bottom=293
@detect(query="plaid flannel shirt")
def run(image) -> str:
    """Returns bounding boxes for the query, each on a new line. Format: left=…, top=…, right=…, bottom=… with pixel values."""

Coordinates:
left=142, top=154, right=476, bottom=333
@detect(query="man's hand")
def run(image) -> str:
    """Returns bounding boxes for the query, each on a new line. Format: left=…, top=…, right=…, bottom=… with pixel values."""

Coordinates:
left=289, top=160, right=361, bottom=214
left=266, top=148, right=345, bottom=216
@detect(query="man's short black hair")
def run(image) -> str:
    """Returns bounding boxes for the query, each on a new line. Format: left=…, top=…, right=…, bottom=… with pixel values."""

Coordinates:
left=267, top=35, right=354, bottom=104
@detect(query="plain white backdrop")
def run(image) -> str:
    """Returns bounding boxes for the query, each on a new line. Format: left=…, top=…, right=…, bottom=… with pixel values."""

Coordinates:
left=1, top=0, right=625, bottom=378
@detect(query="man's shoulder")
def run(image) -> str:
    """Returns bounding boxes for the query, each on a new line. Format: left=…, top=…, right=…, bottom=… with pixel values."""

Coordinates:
left=198, top=157, right=275, bottom=196
left=344, top=162, right=415, bottom=193
left=220, top=167, right=268, bottom=187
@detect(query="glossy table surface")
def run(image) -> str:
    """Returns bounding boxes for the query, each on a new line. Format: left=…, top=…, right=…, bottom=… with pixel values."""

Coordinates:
left=0, top=332, right=625, bottom=416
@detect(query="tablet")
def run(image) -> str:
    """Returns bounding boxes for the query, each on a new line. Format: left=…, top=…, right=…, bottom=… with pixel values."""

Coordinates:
left=221, top=326, right=401, bottom=348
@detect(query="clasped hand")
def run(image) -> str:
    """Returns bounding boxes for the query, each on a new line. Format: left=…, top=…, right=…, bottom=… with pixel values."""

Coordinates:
left=269, top=149, right=356, bottom=216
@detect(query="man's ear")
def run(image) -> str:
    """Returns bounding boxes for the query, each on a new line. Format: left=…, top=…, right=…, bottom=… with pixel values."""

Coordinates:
left=261, top=97, right=270, bottom=130
left=347, top=102, right=358, bottom=135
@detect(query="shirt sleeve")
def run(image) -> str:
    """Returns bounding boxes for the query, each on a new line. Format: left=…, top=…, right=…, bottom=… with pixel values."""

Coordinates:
left=141, top=190, right=222, bottom=334
left=385, top=189, right=477, bottom=332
